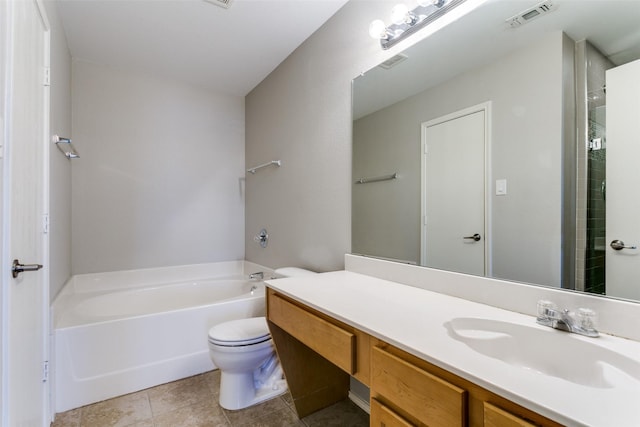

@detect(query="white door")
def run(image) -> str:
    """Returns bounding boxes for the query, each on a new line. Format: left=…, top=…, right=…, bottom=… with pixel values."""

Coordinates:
left=421, top=105, right=487, bottom=276
left=1, top=0, right=50, bottom=425
left=606, top=59, right=640, bottom=301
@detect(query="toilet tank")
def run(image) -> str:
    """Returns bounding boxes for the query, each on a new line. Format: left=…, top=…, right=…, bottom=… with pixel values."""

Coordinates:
left=273, top=267, right=317, bottom=278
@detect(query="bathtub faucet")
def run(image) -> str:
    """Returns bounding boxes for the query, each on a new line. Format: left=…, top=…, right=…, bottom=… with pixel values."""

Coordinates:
left=249, top=272, right=264, bottom=280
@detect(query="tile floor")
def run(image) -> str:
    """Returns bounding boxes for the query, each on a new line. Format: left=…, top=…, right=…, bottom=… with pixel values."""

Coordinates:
left=51, top=370, right=369, bottom=427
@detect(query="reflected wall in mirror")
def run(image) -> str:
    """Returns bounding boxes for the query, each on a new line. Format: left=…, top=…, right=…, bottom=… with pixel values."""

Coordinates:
left=352, top=0, right=640, bottom=302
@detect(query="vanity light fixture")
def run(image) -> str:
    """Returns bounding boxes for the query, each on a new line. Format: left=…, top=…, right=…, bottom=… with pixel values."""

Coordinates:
left=390, top=4, right=418, bottom=26
left=202, top=0, right=233, bottom=9
left=370, top=0, right=488, bottom=50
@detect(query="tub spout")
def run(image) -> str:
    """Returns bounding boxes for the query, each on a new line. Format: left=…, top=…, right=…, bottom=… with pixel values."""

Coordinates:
left=249, top=272, right=264, bottom=280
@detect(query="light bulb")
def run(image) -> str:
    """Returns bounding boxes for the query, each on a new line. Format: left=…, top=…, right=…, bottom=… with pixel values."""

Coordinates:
left=369, top=19, right=388, bottom=39
left=417, top=0, right=445, bottom=6
left=390, top=3, right=410, bottom=25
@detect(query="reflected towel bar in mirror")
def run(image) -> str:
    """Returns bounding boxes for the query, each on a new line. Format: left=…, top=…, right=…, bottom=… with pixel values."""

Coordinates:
left=247, top=160, right=281, bottom=175
left=355, top=172, right=398, bottom=184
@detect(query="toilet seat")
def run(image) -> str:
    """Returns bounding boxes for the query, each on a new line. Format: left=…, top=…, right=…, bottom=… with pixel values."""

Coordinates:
left=208, top=317, right=271, bottom=347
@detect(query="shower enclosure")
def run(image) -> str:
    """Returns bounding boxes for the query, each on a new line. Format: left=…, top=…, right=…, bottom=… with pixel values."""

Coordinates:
left=576, top=41, right=613, bottom=294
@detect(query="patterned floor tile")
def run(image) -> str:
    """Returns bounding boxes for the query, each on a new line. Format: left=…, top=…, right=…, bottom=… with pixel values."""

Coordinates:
left=153, top=400, right=230, bottom=427
left=235, top=406, right=305, bottom=427
left=79, top=390, right=152, bottom=427
left=302, top=399, right=369, bottom=427
left=52, top=371, right=369, bottom=427
left=222, top=394, right=290, bottom=425
left=148, top=374, right=213, bottom=416
left=51, top=407, right=81, bottom=427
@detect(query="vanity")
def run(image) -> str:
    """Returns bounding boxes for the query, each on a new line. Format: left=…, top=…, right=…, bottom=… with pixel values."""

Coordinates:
left=266, top=257, right=640, bottom=427
left=263, top=2, right=640, bottom=425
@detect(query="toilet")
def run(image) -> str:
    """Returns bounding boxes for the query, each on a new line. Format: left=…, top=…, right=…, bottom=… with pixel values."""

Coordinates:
left=207, top=267, right=316, bottom=410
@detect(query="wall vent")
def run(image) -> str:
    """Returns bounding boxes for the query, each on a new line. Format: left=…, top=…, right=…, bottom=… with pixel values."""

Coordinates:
left=506, top=1, right=557, bottom=28
left=379, top=54, right=408, bottom=70
left=203, top=0, right=234, bottom=9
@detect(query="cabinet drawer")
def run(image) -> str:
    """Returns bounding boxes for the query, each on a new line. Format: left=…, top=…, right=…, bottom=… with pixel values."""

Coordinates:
left=484, top=402, right=537, bottom=427
left=371, top=398, right=414, bottom=427
left=371, top=346, right=466, bottom=427
left=268, top=293, right=355, bottom=374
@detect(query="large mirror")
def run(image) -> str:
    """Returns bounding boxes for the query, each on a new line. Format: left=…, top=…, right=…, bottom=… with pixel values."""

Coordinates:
left=352, top=0, right=640, bottom=302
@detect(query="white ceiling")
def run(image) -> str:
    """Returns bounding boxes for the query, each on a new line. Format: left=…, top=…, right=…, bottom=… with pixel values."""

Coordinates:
left=56, top=0, right=349, bottom=96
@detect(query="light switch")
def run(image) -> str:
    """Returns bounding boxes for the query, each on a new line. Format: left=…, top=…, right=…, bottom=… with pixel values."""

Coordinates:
left=496, top=179, right=507, bottom=195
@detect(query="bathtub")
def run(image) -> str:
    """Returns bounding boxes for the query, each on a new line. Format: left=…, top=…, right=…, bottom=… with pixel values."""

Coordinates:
left=52, top=261, right=274, bottom=412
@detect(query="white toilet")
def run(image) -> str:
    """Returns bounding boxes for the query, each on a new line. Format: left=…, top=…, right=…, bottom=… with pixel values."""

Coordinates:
left=207, top=267, right=316, bottom=410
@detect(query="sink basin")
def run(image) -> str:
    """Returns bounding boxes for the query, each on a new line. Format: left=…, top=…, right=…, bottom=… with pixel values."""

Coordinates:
left=444, top=317, right=640, bottom=389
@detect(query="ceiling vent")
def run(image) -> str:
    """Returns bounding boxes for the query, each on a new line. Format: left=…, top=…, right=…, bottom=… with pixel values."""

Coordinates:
left=203, top=0, right=234, bottom=9
left=379, top=54, right=408, bottom=70
left=506, top=1, right=557, bottom=28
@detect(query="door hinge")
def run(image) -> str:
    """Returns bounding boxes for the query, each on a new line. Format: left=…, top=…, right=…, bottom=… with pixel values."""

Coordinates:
left=43, top=67, right=50, bottom=86
left=42, top=360, right=49, bottom=383
left=42, top=214, right=49, bottom=234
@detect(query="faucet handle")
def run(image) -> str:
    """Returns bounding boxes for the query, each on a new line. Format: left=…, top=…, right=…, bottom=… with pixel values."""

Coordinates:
left=249, top=271, right=264, bottom=280
left=536, top=300, right=556, bottom=318
left=577, top=308, right=598, bottom=330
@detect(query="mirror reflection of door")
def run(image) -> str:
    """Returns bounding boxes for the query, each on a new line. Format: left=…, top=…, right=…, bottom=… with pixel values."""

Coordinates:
left=421, top=104, right=488, bottom=276
left=606, top=58, right=640, bottom=301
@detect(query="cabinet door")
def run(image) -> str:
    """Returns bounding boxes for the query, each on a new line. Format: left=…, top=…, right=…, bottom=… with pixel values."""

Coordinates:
left=484, top=402, right=537, bottom=427
left=371, top=398, right=414, bottom=427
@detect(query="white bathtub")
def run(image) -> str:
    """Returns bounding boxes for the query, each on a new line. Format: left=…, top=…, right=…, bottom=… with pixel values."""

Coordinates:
left=52, top=261, right=274, bottom=412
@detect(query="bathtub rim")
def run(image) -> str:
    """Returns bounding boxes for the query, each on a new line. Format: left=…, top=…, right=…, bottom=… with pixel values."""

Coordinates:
left=55, top=260, right=275, bottom=297
left=52, top=260, right=275, bottom=330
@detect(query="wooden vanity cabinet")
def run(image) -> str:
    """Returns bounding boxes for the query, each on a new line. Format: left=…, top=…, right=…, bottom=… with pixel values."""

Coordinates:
left=371, top=340, right=563, bottom=427
left=483, top=402, right=538, bottom=427
left=267, top=289, right=563, bottom=427
left=370, top=398, right=414, bottom=427
left=266, top=289, right=370, bottom=417
left=371, top=343, right=466, bottom=426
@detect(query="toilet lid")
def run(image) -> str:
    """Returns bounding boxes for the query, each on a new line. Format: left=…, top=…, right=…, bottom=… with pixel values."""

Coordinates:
left=208, top=316, right=271, bottom=346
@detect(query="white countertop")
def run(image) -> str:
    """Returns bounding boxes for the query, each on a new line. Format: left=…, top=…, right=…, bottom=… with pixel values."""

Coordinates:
left=266, top=270, right=640, bottom=427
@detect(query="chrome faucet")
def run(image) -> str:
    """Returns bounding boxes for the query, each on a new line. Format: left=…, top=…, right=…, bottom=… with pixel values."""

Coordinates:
left=536, top=300, right=599, bottom=337
left=249, top=271, right=264, bottom=280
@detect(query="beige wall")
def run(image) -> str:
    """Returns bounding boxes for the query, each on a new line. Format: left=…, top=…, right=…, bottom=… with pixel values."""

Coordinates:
left=353, top=31, right=568, bottom=287
left=245, top=0, right=410, bottom=272
left=71, top=61, right=245, bottom=274
left=44, top=0, right=73, bottom=300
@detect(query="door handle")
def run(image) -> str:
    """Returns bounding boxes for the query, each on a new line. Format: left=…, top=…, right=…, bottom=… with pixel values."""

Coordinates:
left=12, top=259, right=43, bottom=278
left=463, top=233, right=482, bottom=242
left=610, top=240, right=637, bottom=251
